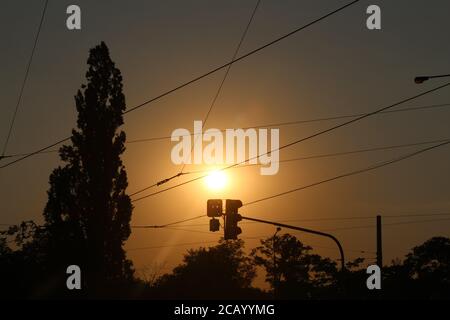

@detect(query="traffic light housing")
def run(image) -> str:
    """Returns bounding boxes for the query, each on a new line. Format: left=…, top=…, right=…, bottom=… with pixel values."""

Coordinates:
left=209, top=218, right=220, bottom=232
left=224, top=199, right=243, bottom=240
left=207, top=199, right=223, bottom=217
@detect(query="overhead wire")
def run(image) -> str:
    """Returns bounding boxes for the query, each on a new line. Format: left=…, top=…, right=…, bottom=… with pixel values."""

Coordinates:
left=0, top=0, right=361, bottom=169
left=2, top=0, right=49, bottom=157
left=3, top=102, right=449, bottom=160
left=243, top=140, right=450, bottom=207
left=130, top=82, right=450, bottom=202
left=125, top=103, right=450, bottom=144
left=177, top=0, right=261, bottom=178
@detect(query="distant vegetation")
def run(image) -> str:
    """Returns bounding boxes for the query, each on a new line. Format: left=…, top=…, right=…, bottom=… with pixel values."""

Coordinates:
left=1, top=225, right=450, bottom=299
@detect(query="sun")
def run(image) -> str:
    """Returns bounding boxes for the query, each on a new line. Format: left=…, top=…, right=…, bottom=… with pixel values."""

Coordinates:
left=205, top=170, right=227, bottom=191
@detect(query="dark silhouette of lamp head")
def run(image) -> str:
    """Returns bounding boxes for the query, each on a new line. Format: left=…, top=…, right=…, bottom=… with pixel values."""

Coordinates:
left=414, top=76, right=429, bottom=84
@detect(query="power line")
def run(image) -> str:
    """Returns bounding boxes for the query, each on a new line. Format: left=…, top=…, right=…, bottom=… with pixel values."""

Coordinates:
left=384, top=212, right=450, bottom=219
left=0, top=213, right=450, bottom=254
left=8, top=217, right=446, bottom=254
left=126, top=236, right=373, bottom=255
left=6, top=217, right=448, bottom=254
left=125, top=103, right=450, bottom=144
left=130, top=224, right=375, bottom=254
left=130, top=137, right=450, bottom=197
left=183, top=138, right=450, bottom=174
left=162, top=216, right=450, bottom=238
left=127, top=235, right=268, bottom=252
left=153, top=227, right=374, bottom=255
left=223, top=217, right=450, bottom=236
left=127, top=240, right=221, bottom=251
left=243, top=140, right=450, bottom=207
left=384, top=217, right=450, bottom=227
left=146, top=212, right=450, bottom=229
left=129, top=215, right=450, bottom=253
left=179, top=0, right=261, bottom=176
left=17, top=218, right=450, bottom=253
left=2, top=0, right=49, bottom=157
left=0, top=0, right=361, bottom=169
left=1, top=149, right=57, bottom=159
left=130, top=214, right=206, bottom=229
left=5, top=212, right=450, bottom=232
left=323, top=217, right=450, bottom=232
left=0, top=136, right=70, bottom=168
left=4, top=102, right=448, bottom=161
left=122, top=0, right=360, bottom=116
left=128, top=183, right=158, bottom=197
left=130, top=82, right=450, bottom=203
left=12, top=135, right=441, bottom=202
left=2, top=215, right=207, bottom=234
left=164, top=226, right=219, bottom=235
left=128, top=173, right=186, bottom=197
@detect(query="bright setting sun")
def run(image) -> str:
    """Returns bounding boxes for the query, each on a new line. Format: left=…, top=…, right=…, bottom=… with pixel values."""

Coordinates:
left=205, top=170, right=228, bottom=191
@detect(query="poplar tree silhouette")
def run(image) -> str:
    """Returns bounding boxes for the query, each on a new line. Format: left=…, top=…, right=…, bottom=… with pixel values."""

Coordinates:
left=43, top=42, right=133, bottom=296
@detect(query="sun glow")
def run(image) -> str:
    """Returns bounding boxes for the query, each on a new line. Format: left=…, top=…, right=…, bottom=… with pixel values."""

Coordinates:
left=205, top=170, right=227, bottom=191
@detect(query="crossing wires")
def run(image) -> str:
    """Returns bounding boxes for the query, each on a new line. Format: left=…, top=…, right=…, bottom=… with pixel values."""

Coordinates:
left=242, top=139, right=450, bottom=207
left=130, top=81, right=450, bottom=202
left=0, top=0, right=362, bottom=169
left=177, top=0, right=261, bottom=178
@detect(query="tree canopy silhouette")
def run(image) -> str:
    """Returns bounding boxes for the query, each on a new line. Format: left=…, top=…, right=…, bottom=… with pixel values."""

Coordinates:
left=151, top=239, right=263, bottom=299
left=403, top=236, right=450, bottom=298
left=251, top=233, right=338, bottom=299
left=42, top=41, right=133, bottom=296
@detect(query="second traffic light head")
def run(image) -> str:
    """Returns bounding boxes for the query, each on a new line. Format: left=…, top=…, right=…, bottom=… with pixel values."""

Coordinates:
left=224, top=212, right=242, bottom=240
left=224, top=199, right=243, bottom=240
left=225, top=199, right=243, bottom=214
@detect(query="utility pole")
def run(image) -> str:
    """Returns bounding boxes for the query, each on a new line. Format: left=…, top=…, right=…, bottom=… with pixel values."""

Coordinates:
left=376, top=215, right=382, bottom=268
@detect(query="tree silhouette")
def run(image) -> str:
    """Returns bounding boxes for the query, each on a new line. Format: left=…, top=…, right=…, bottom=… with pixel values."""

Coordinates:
left=402, top=236, right=450, bottom=298
left=251, top=233, right=338, bottom=299
left=151, top=239, right=264, bottom=299
left=43, top=42, right=133, bottom=296
left=0, top=221, right=51, bottom=298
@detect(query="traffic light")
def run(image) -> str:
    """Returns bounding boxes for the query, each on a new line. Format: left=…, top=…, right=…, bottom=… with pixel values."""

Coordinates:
left=207, top=199, right=223, bottom=217
left=209, top=218, right=220, bottom=232
left=224, top=199, right=243, bottom=240
left=208, top=200, right=222, bottom=232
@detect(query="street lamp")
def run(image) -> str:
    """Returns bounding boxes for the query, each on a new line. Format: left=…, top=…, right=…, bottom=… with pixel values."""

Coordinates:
left=414, top=74, right=450, bottom=84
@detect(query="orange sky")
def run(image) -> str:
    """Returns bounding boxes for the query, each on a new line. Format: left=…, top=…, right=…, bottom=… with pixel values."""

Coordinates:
left=1, top=0, right=450, bottom=288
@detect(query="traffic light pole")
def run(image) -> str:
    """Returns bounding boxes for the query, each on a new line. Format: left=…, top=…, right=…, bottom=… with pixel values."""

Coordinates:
left=241, top=216, right=346, bottom=271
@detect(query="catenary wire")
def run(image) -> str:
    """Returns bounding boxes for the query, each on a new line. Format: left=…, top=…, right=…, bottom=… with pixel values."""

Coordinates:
left=243, top=140, right=450, bottom=207
left=4, top=102, right=449, bottom=160
left=130, top=82, right=450, bottom=202
left=0, top=0, right=361, bottom=169
left=179, top=0, right=261, bottom=176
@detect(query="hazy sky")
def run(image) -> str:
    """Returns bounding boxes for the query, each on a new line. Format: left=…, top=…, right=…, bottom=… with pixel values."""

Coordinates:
left=1, top=0, right=450, bottom=286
